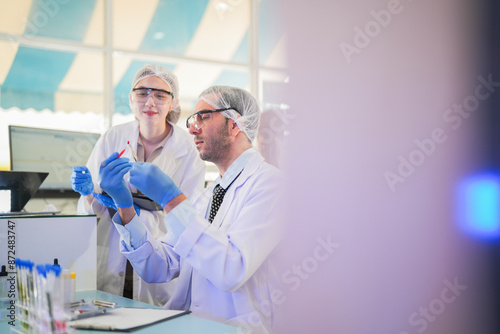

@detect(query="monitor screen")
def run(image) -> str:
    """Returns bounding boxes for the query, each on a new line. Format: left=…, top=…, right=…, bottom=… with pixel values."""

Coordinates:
left=9, top=125, right=100, bottom=195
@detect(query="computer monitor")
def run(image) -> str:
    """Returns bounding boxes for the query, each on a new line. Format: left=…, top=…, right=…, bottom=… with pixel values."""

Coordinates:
left=9, top=125, right=101, bottom=196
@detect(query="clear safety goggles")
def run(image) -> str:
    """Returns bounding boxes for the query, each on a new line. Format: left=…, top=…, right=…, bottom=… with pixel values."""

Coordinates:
left=131, top=87, right=173, bottom=105
left=186, top=108, right=236, bottom=130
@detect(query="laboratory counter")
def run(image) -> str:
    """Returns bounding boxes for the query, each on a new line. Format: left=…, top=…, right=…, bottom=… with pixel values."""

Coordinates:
left=1, top=290, right=243, bottom=333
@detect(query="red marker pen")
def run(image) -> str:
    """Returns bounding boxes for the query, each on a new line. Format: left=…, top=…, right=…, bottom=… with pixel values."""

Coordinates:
left=117, top=148, right=126, bottom=158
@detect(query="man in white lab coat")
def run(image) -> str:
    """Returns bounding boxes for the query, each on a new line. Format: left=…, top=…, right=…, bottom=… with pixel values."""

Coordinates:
left=98, top=86, right=283, bottom=333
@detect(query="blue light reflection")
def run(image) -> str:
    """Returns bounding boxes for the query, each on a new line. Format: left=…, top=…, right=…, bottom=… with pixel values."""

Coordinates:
left=456, top=173, right=500, bottom=239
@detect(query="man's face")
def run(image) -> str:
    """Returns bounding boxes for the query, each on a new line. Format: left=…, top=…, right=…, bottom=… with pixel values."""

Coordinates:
left=189, top=99, right=231, bottom=163
left=129, top=76, right=173, bottom=127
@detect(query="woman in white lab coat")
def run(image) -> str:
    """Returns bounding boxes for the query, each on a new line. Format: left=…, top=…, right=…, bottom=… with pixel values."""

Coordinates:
left=72, top=64, right=206, bottom=307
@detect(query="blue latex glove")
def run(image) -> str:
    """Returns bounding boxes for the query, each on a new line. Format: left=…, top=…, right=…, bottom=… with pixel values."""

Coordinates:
left=129, top=162, right=182, bottom=208
left=93, top=192, right=140, bottom=216
left=98, top=152, right=133, bottom=208
left=71, top=166, right=94, bottom=196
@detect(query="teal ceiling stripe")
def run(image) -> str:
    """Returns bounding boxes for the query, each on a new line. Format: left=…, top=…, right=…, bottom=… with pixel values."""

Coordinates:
left=115, top=0, right=209, bottom=114
left=1, top=89, right=54, bottom=111
left=114, top=60, right=176, bottom=115
left=230, top=0, right=285, bottom=66
left=258, top=0, right=284, bottom=65
left=231, top=31, right=249, bottom=64
left=139, top=0, right=209, bottom=55
left=1, top=46, right=75, bottom=110
left=212, top=70, right=249, bottom=90
left=24, top=0, right=97, bottom=42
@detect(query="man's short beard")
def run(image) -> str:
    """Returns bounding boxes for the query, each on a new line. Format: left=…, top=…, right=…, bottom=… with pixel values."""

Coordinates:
left=199, top=118, right=231, bottom=163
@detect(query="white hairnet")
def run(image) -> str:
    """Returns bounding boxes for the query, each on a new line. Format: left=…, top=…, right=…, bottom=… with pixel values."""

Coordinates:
left=198, top=86, right=260, bottom=142
left=131, top=64, right=181, bottom=124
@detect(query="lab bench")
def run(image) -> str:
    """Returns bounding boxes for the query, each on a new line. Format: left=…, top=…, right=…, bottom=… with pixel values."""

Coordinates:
left=1, top=290, right=243, bottom=333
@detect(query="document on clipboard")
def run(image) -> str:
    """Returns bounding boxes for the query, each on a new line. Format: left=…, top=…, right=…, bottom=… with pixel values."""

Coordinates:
left=68, top=307, right=190, bottom=332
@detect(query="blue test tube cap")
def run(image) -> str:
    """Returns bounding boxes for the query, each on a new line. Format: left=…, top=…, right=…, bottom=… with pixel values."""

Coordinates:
left=51, top=265, right=62, bottom=277
left=17, top=259, right=26, bottom=269
left=26, top=261, right=34, bottom=271
left=36, top=264, right=46, bottom=277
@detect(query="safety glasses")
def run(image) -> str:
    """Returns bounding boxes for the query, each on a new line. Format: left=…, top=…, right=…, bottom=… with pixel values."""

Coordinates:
left=186, top=108, right=235, bottom=130
left=131, top=87, right=173, bottom=105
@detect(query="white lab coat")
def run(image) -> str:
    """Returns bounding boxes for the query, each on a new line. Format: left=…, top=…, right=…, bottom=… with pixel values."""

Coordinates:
left=77, top=120, right=206, bottom=307
left=120, top=151, right=283, bottom=333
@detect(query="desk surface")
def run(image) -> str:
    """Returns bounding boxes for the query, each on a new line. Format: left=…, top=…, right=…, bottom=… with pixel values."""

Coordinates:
left=1, top=290, right=242, bottom=333
left=0, top=213, right=95, bottom=218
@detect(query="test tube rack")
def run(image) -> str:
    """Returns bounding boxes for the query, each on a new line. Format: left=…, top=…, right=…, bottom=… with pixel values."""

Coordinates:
left=14, top=259, right=75, bottom=334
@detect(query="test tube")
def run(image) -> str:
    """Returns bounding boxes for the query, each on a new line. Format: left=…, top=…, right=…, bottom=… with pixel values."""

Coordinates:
left=62, top=270, right=76, bottom=305
left=69, top=272, right=76, bottom=303
left=0, top=265, right=8, bottom=322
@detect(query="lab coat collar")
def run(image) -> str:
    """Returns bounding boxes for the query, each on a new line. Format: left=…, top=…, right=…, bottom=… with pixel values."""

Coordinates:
left=210, top=149, right=266, bottom=227
left=128, top=120, right=140, bottom=153
left=229, top=148, right=264, bottom=186
left=156, top=122, right=192, bottom=177
left=217, top=148, right=256, bottom=190
left=128, top=120, right=189, bottom=160
left=162, top=121, right=189, bottom=158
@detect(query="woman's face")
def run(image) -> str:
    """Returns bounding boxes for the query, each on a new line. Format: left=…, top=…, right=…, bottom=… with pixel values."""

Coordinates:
left=130, top=76, right=173, bottom=128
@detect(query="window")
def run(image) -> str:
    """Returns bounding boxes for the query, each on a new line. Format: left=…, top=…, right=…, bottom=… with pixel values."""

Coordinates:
left=0, top=0, right=288, bottom=171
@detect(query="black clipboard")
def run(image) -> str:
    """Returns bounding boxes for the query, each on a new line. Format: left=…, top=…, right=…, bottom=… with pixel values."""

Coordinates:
left=101, top=192, right=163, bottom=211
left=131, top=193, right=163, bottom=211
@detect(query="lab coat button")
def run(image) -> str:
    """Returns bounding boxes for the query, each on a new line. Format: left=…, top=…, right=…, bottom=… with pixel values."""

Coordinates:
left=119, top=272, right=124, bottom=277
